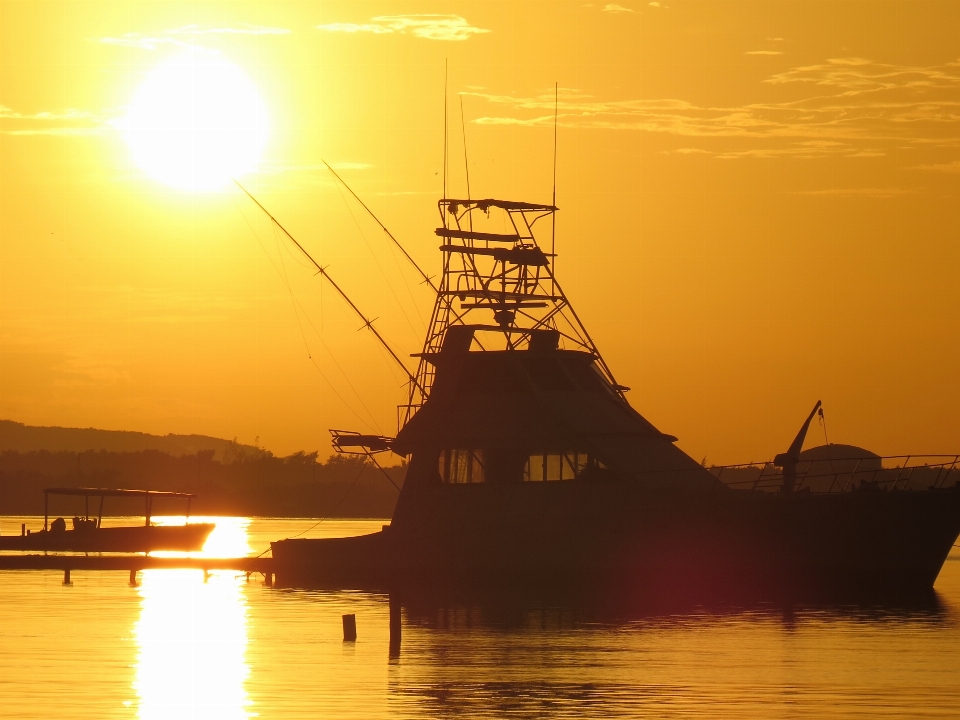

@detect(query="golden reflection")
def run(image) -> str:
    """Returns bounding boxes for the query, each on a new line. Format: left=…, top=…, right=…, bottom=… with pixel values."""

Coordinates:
left=151, top=516, right=252, bottom=558
left=134, top=518, right=252, bottom=719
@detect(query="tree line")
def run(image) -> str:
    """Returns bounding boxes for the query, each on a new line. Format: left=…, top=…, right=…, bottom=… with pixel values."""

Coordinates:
left=0, top=447, right=405, bottom=518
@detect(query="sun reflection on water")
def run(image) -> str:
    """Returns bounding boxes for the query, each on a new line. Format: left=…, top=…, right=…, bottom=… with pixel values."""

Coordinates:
left=134, top=518, right=252, bottom=719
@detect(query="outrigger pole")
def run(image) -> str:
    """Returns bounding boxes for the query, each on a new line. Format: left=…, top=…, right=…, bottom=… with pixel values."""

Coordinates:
left=322, top=161, right=438, bottom=293
left=234, top=180, right=425, bottom=397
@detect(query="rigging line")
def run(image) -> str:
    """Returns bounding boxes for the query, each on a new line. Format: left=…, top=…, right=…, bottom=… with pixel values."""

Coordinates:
left=271, top=253, right=383, bottom=432
left=271, top=221, right=313, bottom=361
left=310, top=355, right=379, bottom=435
left=291, top=287, right=383, bottom=429
left=234, top=180, right=426, bottom=398
left=255, top=459, right=370, bottom=556
left=332, top=182, right=425, bottom=341
left=381, top=229, right=428, bottom=331
left=368, top=452, right=402, bottom=493
left=233, top=196, right=376, bottom=429
left=274, top=272, right=384, bottom=434
left=232, top=197, right=381, bottom=433
left=323, top=160, right=437, bottom=294
left=330, top=178, right=427, bottom=331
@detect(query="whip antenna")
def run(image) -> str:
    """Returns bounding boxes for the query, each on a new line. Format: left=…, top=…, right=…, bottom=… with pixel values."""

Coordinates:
left=460, top=95, right=471, bottom=201
left=552, top=82, right=558, bottom=289
left=443, top=60, right=448, bottom=199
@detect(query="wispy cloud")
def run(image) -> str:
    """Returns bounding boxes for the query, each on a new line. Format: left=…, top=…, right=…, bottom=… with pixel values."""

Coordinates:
left=914, top=160, right=960, bottom=173
left=603, top=4, right=634, bottom=13
left=465, top=58, right=960, bottom=160
left=101, top=24, right=290, bottom=50
left=766, top=57, right=960, bottom=93
left=317, top=14, right=489, bottom=41
left=0, top=105, right=104, bottom=135
left=794, top=187, right=917, bottom=197
left=0, top=107, right=98, bottom=121
left=746, top=50, right=783, bottom=56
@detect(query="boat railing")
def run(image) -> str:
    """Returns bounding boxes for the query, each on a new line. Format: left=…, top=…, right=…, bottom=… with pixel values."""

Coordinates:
left=709, top=454, right=960, bottom=493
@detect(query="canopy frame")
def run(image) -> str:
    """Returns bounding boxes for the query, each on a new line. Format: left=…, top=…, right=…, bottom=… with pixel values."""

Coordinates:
left=43, top=488, right=196, bottom=531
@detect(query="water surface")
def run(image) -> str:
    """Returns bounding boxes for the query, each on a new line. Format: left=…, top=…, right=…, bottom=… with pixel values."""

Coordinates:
left=1, top=516, right=958, bottom=718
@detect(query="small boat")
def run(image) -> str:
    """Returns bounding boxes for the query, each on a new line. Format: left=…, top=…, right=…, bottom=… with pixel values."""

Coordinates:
left=0, top=487, right=215, bottom=553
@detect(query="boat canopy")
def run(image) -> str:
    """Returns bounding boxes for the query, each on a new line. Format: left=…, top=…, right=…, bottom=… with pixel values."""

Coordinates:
left=42, top=487, right=196, bottom=531
left=44, top=487, right=196, bottom=498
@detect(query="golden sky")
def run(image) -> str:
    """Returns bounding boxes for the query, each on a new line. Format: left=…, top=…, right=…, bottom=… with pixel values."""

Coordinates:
left=1, top=1, right=959, bottom=462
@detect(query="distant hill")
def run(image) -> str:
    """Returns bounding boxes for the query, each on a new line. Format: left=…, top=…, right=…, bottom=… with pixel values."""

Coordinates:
left=0, top=420, right=259, bottom=461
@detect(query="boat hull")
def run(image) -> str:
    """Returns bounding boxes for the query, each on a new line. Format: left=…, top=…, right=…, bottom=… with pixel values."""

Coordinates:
left=272, top=485, right=960, bottom=597
left=0, top=523, right=216, bottom=553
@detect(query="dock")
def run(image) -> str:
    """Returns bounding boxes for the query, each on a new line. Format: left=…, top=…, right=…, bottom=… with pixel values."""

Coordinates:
left=0, top=554, right=274, bottom=585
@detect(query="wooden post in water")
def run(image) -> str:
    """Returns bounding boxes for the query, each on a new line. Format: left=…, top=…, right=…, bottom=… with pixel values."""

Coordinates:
left=389, top=591, right=401, bottom=657
left=342, top=614, right=357, bottom=641
left=63, top=569, right=71, bottom=585
left=129, top=569, right=139, bottom=587
left=264, top=572, right=273, bottom=587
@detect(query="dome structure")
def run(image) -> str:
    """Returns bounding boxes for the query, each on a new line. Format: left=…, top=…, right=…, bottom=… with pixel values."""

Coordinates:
left=797, top=444, right=882, bottom=491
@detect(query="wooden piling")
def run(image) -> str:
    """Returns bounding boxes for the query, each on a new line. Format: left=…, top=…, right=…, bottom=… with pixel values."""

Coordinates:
left=264, top=572, right=273, bottom=587
left=63, top=569, right=71, bottom=585
left=342, top=614, right=357, bottom=641
left=389, top=591, right=401, bottom=656
left=129, top=569, right=138, bottom=587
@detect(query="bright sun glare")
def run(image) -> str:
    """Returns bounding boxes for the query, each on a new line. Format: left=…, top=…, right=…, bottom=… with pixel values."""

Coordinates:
left=122, top=51, right=269, bottom=192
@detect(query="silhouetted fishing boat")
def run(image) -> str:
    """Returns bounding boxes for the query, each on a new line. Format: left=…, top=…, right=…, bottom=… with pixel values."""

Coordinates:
left=243, top=178, right=960, bottom=597
left=0, top=488, right=215, bottom=553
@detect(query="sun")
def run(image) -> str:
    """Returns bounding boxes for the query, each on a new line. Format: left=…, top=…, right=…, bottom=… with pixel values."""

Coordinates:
left=121, top=51, right=269, bottom=192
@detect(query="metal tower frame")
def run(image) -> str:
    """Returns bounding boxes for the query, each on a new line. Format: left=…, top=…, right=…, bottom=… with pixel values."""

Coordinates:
left=400, top=197, right=625, bottom=427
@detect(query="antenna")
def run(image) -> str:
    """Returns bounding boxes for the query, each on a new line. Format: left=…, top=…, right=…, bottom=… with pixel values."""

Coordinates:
left=552, top=82, right=558, bottom=210
left=460, top=95, right=471, bottom=201
left=323, top=160, right=438, bottom=293
left=552, top=82, right=558, bottom=291
left=443, top=60, right=448, bottom=200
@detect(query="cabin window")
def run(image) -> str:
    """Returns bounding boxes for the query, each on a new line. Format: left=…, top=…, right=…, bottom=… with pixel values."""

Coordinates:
left=439, top=449, right=486, bottom=484
left=523, top=452, right=590, bottom=481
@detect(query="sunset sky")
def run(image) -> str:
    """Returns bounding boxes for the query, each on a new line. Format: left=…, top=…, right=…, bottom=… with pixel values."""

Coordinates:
left=1, top=1, right=958, bottom=462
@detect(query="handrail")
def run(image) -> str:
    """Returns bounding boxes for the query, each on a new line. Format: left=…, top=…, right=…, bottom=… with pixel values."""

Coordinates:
left=709, top=454, right=960, bottom=494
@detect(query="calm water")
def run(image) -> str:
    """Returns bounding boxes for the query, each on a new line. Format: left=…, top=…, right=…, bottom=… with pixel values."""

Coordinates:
left=1, top=516, right=959, bottom=719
